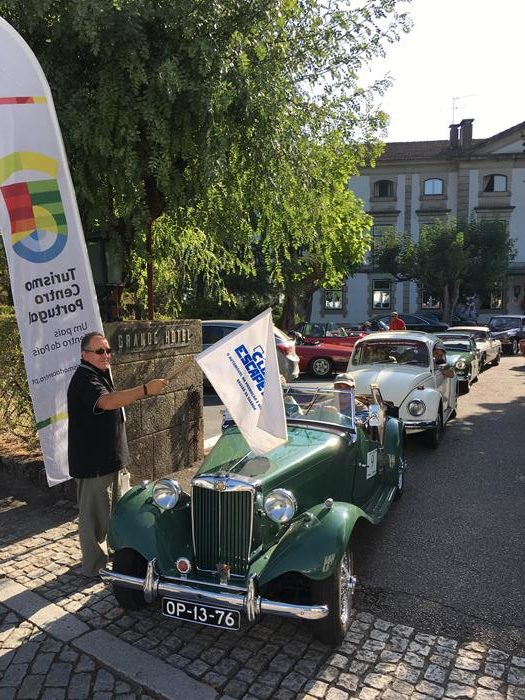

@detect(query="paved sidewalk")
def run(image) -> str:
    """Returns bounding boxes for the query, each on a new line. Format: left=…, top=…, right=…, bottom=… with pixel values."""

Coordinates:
left=1, top=476, right=525, bottom=700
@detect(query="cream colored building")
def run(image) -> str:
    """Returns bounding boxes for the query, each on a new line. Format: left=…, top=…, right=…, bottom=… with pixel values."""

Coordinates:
left=310, top=119, right=525, bottom=325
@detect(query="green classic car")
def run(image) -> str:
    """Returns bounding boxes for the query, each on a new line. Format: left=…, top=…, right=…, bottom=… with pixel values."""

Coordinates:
left=437, top=333, right=481, bottom=393
left=101, top=384, right=406, bottom=646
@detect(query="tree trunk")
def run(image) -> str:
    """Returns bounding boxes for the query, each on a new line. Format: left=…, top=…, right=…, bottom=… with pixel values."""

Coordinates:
left=146, top=218, right=154, bottom=320
left=442, top=284, right=451, bottom=323
left=450, top=280, right=461, bottom=321
left=279, top=292, right=296, bottom=332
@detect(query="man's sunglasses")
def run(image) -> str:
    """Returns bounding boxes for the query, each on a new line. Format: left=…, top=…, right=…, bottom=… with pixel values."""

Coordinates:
left=84, top=348, right=112, bottom=355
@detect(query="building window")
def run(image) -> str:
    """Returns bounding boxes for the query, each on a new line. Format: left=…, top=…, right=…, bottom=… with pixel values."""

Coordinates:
left=479, top=286, right=503, bottom=310
left=372, top=280, right=391, bottom=310
left=421, top=289, right=441, bottom=310
left=423, top=178, right=444, bottom=195
left=368, top=224, right=395, bottom=265
left=490, top=287, right=503, bottom=310
left=483, top=174, right=507, bottom=192
left=373, top=179, right=394, bottom=198
left=324, top=289, right=343, bottom=310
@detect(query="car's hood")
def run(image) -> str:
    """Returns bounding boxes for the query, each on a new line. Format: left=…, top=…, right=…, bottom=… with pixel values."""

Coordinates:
left=196, top=425, right=344, bottom=489
left=350, top=365, right=432, bottom=405
left=490, top=329, right=517, bottom=338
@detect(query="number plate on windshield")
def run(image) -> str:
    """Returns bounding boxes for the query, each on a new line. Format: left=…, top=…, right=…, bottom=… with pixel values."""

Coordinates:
left=161, top=597, right=240, bottom=630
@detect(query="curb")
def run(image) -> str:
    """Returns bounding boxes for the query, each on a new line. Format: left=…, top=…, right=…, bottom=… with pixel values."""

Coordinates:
left=0, top=577, right=217, bottom=700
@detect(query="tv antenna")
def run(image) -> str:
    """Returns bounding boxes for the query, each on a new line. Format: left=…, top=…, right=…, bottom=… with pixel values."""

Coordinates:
left=452, top=94, right=477, bottom=122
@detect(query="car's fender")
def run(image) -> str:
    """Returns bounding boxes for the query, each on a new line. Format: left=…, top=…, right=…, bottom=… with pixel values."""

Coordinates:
left=254, top=502, right=370, bottom=585
left=398, top=385, right=442, bottom=422
left=108, top=486, right=193, bottom=571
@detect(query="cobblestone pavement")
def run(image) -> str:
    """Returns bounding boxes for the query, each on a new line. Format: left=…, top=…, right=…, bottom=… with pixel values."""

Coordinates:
left=1, top=480, right=525, bottom=699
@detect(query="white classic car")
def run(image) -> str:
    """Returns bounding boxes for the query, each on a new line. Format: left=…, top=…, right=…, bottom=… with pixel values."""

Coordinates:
left=347, top=331, right=457, bottom=448
left=448, top=326, right=501, bottom=368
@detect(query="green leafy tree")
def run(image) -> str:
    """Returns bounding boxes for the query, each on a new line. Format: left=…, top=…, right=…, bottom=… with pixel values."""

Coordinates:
left=1, top=0, right=411, bottom=318
left=375, top=218, right=516, bottom=322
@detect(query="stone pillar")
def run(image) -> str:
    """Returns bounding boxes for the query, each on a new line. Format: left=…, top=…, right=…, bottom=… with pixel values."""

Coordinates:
left=103, top=320, right=202, bottom=483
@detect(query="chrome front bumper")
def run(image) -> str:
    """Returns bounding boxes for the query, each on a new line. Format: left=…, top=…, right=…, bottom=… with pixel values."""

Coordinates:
left=100, top=559, right=328, bottom=622
left=403, top=419, right=437, bottom=434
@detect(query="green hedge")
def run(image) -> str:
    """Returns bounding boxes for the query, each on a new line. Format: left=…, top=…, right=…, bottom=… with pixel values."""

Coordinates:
left=0, top=312, right=38, bottom=447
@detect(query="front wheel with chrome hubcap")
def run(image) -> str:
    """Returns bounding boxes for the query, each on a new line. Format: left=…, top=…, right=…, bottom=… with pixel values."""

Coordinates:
left=311, top=548, right=355, bottom=646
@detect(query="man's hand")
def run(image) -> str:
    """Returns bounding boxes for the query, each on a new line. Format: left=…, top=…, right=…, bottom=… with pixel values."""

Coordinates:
left=144, top=378, right=169, bottom=396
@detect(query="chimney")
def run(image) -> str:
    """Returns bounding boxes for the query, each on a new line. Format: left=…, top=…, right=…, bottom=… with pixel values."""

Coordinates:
left=459, top=118, right=474, bottom=149
left=449, top=124, right=459, bottom=148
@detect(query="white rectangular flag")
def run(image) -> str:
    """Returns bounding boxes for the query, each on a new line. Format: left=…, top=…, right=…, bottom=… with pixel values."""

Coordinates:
left=0, top=18, right=103, bottom=486
left=197, top=309, right=288, bottom=454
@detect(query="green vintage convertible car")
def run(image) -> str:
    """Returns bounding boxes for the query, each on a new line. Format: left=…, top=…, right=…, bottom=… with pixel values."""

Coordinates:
left=100, top=384, right=405, bottom=646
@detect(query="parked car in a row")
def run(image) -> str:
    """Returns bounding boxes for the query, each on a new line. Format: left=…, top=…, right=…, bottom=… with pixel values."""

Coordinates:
left=363, top=313, right=449, bottom=333
left=448, top=326, right=501, bottom=369
left=201, top=320, right=300, bottom=382
left=291, top=322, right=364, bottom=346
left=347, top=330, right=457, bottom=448
left=294, top=339, right=356, bottom=377
left=488, top=315, right=525, bottom=355
left=102, top=382, right=406, bottom=646
left=436, top=333, right=481, bottom=393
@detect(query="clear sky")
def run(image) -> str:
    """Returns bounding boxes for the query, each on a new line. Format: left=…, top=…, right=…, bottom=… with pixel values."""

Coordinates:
left=365, top=0, right=524, bottom=143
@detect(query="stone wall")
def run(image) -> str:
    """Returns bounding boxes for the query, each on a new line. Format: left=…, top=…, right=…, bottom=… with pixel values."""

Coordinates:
left=104, top=319, right=203, bottom=484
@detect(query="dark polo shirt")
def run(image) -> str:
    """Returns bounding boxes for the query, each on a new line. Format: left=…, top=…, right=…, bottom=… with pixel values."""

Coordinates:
left=67, top=360, right=129, bottom=478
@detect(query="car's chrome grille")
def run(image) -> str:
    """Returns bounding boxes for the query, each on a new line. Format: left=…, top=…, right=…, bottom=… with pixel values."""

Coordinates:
left=192, top=482, right=254, bottom=577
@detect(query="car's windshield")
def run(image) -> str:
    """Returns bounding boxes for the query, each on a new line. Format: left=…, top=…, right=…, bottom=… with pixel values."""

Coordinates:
left=352, top=340, right=429, bottom=367
left=442, top=340, right=470, bottom=352
left=281, top=387, right=363, bottom=429
left=489, top=317, right=520, bottom=331
left=469, top=330, right=488, bottom=340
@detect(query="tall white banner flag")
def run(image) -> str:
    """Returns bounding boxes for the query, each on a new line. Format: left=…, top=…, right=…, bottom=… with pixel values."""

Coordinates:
left=0, top=18, right=103, bottom=486
left=197, top=309, right=288, bottom=454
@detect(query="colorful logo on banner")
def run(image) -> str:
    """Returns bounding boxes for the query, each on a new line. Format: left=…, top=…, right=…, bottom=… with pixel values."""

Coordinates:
left=0, top=151, right=67, bottom=263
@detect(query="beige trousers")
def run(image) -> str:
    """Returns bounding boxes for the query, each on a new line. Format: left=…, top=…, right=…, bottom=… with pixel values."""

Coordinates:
left=76, top=471, right=120, bottom=577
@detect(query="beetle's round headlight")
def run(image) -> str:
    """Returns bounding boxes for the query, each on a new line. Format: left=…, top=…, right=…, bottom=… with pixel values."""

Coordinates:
left=152, top=479, right=181, bottom=510
left=407, top=399, right=426, bottom=416
left=264, top=489, right=297, bottom=523
left=455, top=359, right=466, bottom=370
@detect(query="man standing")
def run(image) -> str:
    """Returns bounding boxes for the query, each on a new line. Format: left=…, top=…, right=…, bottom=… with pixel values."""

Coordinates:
left=67, top=331, right=168, bottom=577
left=388, top=311, right=406, bottom=330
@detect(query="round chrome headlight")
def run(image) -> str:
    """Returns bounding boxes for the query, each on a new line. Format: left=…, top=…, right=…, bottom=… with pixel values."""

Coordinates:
left=455, top=359, right=466, bottom=370
left=264, top=489, right=297, bottom=523
left=152, top=479, right=181, bottom=510
left=407, top=399, right=426, bottom=416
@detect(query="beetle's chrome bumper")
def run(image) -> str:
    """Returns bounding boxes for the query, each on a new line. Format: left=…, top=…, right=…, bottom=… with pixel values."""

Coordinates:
left=100, top=559, right=329, bottom=622
left=403, top=419, right=437, bottom=434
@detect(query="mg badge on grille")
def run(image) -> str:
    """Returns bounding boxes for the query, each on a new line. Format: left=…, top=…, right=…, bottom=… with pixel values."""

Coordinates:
left=214, top=479, right=227, bottom=491
left=218, top=563, right=231, bottom=584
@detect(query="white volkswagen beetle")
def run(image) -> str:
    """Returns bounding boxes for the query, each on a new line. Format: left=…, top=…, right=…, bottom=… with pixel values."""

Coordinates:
left=347, top=331, right=457, bottom=448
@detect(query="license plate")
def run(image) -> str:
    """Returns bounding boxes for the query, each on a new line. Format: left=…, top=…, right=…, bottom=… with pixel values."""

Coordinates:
left=161, top=597, right=240, bottom=630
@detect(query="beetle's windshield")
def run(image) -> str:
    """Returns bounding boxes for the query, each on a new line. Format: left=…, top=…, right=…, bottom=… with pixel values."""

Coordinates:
left=352, top=340, right=429, bottom=367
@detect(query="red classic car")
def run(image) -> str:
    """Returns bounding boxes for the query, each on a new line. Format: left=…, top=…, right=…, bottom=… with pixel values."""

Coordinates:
left=295, top=340, right=356, bottom=377
left=291, top=322, right=365, bottom=347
